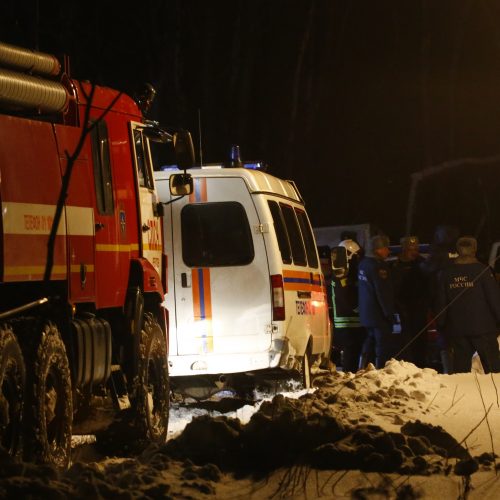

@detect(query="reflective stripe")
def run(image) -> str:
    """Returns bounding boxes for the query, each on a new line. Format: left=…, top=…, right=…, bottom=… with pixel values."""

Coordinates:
left=4, top=265, right=66, bottom=278
left=66, top=206, right=94, bottom=236
left=189, top=178, right=208, bottom=202
left=70, top=264, right=95, bottom=273
left=95, top=243, right=139, bottom=252
left=192, top=268, right=213, bottom=353
left=2, top=201, right=94, bottom=236
left=283, top=270, right=323, bottom=292
left=3, top=202, right=64, bottom=235
left=334, top=321, right=362, bottom=328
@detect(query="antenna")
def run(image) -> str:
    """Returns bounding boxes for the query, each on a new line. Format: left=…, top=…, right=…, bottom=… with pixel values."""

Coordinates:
left=35, top=0, right=40, bottom=50
left=198, top=108, right=203, bottom=167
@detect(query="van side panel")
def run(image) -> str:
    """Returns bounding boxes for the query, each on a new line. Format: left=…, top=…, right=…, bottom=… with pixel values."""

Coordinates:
left=262, top=196, right=330, bottom=359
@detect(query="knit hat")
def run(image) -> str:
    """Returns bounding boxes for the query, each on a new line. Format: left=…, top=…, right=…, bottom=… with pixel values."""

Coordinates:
left=368, top=234, right=390, bottom=254
left=456, top=236, right=477, bottom=257
left=400, top=235, right=419, bottom=250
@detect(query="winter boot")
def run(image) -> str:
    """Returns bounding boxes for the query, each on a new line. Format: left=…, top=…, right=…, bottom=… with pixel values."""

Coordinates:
left=440, top=349, right=452, bottom=374
left=358, top=352, right=369, bottom=371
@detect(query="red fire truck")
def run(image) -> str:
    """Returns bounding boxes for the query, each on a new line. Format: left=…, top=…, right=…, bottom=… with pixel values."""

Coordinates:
left=0, top=41, right=193, bottom=467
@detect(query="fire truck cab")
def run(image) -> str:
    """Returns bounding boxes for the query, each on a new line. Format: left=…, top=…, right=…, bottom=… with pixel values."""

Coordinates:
left=0, top=41, right=193, bottom=466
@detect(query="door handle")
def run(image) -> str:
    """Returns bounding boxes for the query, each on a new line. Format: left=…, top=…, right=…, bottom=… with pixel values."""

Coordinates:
left=95, top=222, right=105, bottom=231
left=142, top=223, right=150, bottom=232
left=181, top=272, right=190, bottom=288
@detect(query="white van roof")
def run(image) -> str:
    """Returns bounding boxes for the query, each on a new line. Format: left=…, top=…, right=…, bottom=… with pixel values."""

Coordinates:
left=156, top=166, right=303, bottom=204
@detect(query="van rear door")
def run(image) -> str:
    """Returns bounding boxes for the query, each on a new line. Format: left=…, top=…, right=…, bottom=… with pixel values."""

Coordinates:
left=169, top=176, right=272, bottom=357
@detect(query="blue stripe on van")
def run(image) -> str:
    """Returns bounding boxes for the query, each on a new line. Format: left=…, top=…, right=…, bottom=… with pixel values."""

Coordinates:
left=195, top=180, right=202, bottom=201
left=198, top=268, right=206, bottom=318
left=284, top=277, right=311, bottom=284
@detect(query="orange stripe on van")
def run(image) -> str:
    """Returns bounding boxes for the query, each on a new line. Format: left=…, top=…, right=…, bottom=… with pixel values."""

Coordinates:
left=189, top=178, right=208, bottom=203
left=283, top=270, right=311, bottom=280
left=191, top=267, right=213, bottom=353
left=283, top=269, right=323, bottom=291
left=192, top=269, right=201, bottom=319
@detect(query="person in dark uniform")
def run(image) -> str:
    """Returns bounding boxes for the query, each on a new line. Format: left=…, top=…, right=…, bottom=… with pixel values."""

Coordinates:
left=421, top=225, right=459, bottom=373
left=331, top=239, right=366, bottom=372
left=391, top=236, right=430, bottom=367
left=436, top=236, right=500, bottom=373
left=358, top=234, right=398, bottom=369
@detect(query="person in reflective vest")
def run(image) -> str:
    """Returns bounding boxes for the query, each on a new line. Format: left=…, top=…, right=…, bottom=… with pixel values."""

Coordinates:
left=331, top=239, right=367, bottom=372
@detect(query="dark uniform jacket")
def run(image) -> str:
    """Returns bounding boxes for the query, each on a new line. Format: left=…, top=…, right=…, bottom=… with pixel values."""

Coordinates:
left=358, top=256, right=396, bottom=328
left=391, top=256, right=428, bottom=308
left=332, top=275, right=362, bottom=329
left=436, top=258, right=500, bottom=337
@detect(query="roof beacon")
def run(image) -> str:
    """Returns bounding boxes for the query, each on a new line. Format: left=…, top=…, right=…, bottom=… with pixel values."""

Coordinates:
left=226, top=145, right=267, bottom=171
left=228, top=144, right=243, bottom=168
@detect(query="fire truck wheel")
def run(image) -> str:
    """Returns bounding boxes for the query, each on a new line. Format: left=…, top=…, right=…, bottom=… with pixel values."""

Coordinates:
left=134, top=313, right=169, bottom=443
left=24, top=324, right=72, bottom=468
left=301, top=350, right=312, bottom=389
left=0, top=325, right=25, bottom=458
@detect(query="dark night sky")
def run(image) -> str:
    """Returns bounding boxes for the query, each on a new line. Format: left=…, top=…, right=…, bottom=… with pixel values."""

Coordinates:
left=2, top=0, right=500, bottom=251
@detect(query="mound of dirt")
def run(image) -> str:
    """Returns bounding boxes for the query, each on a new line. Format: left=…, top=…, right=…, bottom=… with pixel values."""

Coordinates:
left=164, top=390, right=471, bottom=477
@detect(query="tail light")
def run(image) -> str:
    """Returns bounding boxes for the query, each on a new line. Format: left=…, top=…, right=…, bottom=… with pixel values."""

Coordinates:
left=271, top=274, right=285, bottom=321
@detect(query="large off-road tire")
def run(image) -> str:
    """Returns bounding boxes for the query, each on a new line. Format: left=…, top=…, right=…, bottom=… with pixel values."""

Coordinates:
left=0, top=325, right=25, bottom=458
left=133, top=313, right=169, bottom=443
left=301, top=350, right=313, bottom=389
left=24, top=323, right=72, bottom=468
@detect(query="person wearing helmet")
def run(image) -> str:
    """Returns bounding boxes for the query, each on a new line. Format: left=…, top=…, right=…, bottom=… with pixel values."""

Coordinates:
left=331, top=239, right=367, bottom=372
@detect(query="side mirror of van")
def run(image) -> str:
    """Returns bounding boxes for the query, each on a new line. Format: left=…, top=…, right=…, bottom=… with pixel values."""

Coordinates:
left=173, top=130, right=195, bottom=170
left=331, top=246, right=348, bottom=278
left=170, top=173, right=193, bottom=196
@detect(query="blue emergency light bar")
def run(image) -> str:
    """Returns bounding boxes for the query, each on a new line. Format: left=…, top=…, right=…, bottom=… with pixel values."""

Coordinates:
left=161, top=141, right=268, bottom=172
left=161, top=162, right=267, bottom=171
left=242, top=161, right=267, bottom=171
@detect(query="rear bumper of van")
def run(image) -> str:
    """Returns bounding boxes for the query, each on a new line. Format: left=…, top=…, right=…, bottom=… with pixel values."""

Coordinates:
left=168, top=348, right=283, bottom=376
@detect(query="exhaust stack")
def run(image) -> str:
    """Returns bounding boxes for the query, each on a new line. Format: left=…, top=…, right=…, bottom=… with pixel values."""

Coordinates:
left=0, top=41, right=61, bottom=76
left=0, top=41, right=69, bottom=113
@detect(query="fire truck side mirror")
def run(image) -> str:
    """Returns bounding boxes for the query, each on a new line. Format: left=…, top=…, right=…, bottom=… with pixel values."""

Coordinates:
left=173, top=130, right=195, bottom=170
left=142, top=125, right=170, bottom=143
left=331, top=246, right=348, bottom=278
left=170, top=173, right=193, bottom=197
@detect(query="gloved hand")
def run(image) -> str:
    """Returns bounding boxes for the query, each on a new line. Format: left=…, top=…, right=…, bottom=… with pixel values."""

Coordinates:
left=392, top=313, right=401, bottom=334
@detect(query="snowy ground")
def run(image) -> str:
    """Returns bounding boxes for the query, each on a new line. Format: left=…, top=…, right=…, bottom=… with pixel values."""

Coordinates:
left=2, top=360, right=500, bottom=498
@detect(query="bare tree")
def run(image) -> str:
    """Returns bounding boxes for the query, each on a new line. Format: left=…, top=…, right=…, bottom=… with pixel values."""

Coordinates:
left=405, top=154, right=500, bottom=235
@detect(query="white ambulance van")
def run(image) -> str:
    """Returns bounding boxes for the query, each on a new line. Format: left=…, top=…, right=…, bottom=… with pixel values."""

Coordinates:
left=155, top=163, right=331, bottom=390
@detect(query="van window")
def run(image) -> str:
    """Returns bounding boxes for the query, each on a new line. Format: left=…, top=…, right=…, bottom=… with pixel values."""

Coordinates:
left=268, top=201, right=292, bottom=264
left=90, top=119, right=114, bottom=215
left=181, top=202, right=254, bottom=267
left=281, top=204, right=307, bottom=266
left=296, top=209, right=319, bottom=268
